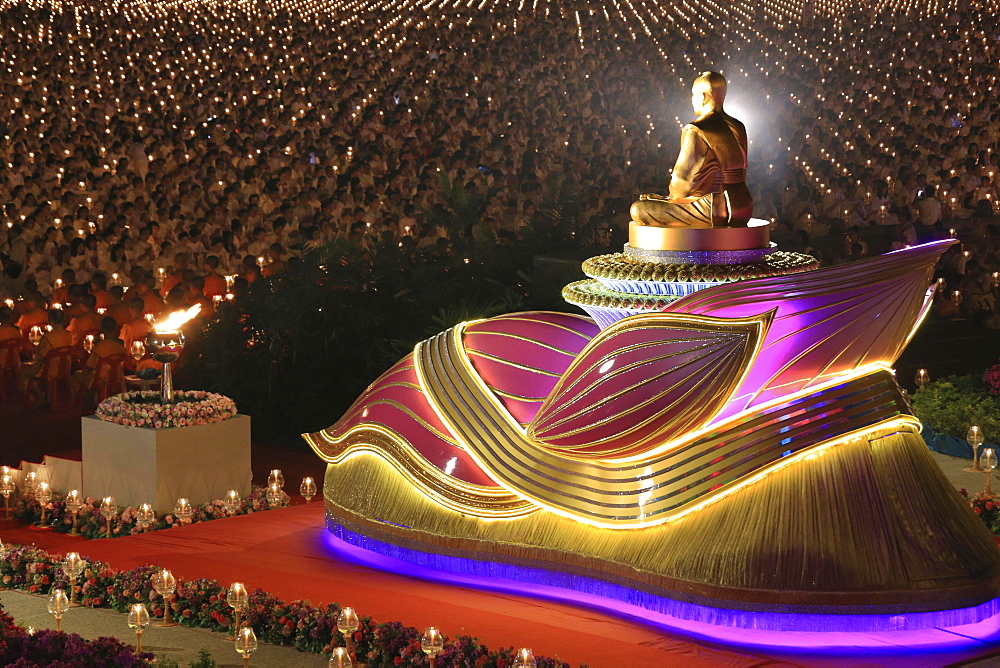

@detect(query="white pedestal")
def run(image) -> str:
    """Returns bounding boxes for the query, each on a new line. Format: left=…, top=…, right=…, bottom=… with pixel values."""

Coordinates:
left=82, top=414, right=251, bottom=514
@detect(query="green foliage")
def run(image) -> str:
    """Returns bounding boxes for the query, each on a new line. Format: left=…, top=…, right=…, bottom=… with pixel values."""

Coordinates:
left=190, top=648, right=218, bottom=668
left=419, top=172, right=490, bottom=240
left=910, top=374, right=1000, bottom=440
left=155, top=653, right=215, bottom=668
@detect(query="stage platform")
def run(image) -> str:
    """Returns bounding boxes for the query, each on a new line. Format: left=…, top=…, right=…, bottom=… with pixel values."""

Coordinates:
left=4, top=502, right=1000, bottom=667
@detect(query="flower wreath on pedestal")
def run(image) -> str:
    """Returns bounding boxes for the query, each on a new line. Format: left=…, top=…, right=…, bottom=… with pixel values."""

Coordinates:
left=95, top=390, right=237, bottom=429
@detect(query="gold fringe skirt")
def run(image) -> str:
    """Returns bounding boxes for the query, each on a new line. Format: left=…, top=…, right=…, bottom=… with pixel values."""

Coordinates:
left=322, top=422, right=1000, bottom=618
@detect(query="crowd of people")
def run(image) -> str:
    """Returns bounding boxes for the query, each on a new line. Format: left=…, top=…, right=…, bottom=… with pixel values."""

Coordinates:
left=0, top=0, right=999, bottom=386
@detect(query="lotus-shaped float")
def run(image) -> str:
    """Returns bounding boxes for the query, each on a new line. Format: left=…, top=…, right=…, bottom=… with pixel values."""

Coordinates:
left=307, top=240, right=1000, bottom=632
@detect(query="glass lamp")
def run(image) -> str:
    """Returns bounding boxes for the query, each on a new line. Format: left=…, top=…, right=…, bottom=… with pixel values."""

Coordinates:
left=513, top=648, right=537, bottom=668
left=62, top=552, right=86, bottom=606
left=136, top=503, right=155, bottom=532
left=34, top=482, right=52, bottom=529
left=981, top=448, right=997, bottom=494
left=266, top=484, right=284, bottom=508
left=329, top=647, right=353, bottom=667
left=224, top=490, right=241, bottom=516
left=65, top=490, right=85, bottom=536
left=175, top=498, right=193, bottom=524
left=152, top=569, right=178, bottom=627
left=100, top=496, right=117, bottom=538
left=22, top=471, right=37, bottom=496
left=236, top=626, right=258, bottom=668
left=48, top=589, right=69, bottom=631
left=300, top=477, right=317, bottom=503
left=337, top=606, right=360, bottom=656
left=127, top=603, right=150, bottom=653
left=966, top=426, right=986, bottom=473
left=421, top=627, right=444, bottom=667
left=0, top=475, right=15, bottom=519
left=226, top=582, right=249, bottom=641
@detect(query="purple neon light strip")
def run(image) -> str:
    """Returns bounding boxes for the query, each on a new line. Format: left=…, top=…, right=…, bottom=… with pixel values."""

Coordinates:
left=322, top=517, right=1000, bottom=654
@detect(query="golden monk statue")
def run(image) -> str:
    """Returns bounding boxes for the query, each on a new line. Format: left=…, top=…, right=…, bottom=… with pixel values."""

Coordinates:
left=630, top=71, right=753, bottom=228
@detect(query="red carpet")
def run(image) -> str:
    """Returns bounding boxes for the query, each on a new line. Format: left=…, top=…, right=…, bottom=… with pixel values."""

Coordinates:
left=12, top=504, right=772, bottom=667
left=7, top=504, right=1000, bottom=666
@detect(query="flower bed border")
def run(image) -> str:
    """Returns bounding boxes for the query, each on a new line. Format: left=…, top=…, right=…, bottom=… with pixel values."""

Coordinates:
left=0, top=543, right=569, bottom=666
left=13, top=487, right=285, bottom=539
left=0, top=600, right=153, bottom=666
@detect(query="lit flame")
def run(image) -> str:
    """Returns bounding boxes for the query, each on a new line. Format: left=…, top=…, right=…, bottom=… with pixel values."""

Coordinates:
left=154, top=304, right=202, bottom=333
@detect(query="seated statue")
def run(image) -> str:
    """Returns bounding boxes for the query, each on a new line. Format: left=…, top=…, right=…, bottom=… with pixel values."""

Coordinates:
left=630, top=71, right=753, bottom=228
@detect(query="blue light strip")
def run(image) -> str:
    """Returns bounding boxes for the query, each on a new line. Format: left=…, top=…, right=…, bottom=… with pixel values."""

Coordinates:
left=323, top=516, right=1000, bottom=652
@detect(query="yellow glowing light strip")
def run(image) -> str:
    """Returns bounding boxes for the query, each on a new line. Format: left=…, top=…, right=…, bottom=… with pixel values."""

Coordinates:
left=521, top=416, right=919, bottom=530
left=421, top=324, right=907, bottom=527
left=310, top=423, right=502, bottom=495
left=608, top=360, right=897, bottom=464
left=334, top=448, right=537, bottom=519
left=902, top=285, right=937, bottom=350
left=328, top=398, right=463, bottom=448
left=305, top=426, right=537, bottom=519
left=666, top=415, right=922, bottom=524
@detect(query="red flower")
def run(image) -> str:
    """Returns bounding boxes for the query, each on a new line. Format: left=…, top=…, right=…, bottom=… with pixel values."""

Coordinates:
left=394, top=658, right=404, bottom=665
left=975, top=506, right=983, bottom=515
left=40, top=575, right=50, bottom=585
left=183, top=609, right=192, bottom=617
left=353, top=631, right=362, bottom=642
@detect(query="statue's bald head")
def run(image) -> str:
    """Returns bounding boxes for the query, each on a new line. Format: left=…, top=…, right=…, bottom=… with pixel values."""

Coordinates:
left=692, top=71, right=727, bottom=113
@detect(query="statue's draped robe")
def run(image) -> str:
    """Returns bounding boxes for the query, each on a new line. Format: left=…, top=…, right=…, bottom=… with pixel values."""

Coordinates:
left=631, top=110, right=753, bottom=227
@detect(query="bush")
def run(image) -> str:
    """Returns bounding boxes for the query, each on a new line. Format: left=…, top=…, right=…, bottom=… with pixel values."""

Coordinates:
left=910, top=373, right=1000, bottom=441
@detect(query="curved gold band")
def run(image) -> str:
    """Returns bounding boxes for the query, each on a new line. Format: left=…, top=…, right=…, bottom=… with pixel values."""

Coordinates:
left=628, top=222, right=770, bottom=251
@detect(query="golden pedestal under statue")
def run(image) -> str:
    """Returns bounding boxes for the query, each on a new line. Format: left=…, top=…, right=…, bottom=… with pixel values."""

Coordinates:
left=628, top=218, right=771, bottom=252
